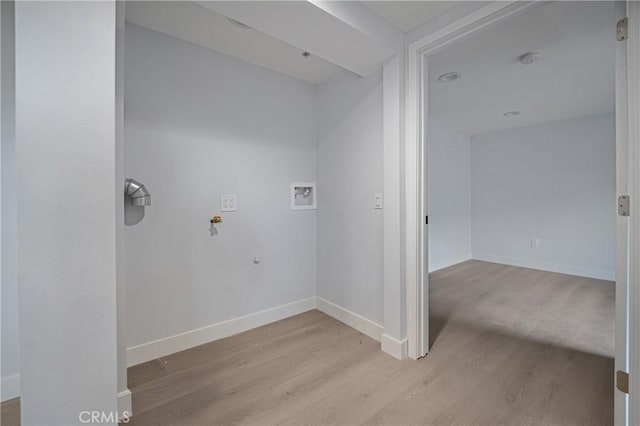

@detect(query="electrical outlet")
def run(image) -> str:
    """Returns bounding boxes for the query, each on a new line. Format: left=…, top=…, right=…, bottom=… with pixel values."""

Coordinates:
left=374, top=193, right=383, bottom=209
left=220, top=194, right=237, bottom=212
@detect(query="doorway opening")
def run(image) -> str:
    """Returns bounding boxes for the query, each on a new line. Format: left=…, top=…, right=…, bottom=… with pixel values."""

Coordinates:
left=406, top=1, right=636, bottom=425
left=428, top=0, right=616, bottom=352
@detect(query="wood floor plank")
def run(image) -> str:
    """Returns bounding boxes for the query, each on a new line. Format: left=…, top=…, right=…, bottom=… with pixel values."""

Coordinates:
left=131, top=318, right=336, bottom=415
left=3, top=261, right=615, bottom=425
left=128, top=358, right=168, bottom=390
left=362, top=358, right=496, bottom=426
left=278, top=357, right=416, bottom=425
left=0, top=398, right=20, bottom=426
left=152, top=310, right=334, bottom=377
left=128, top=347, right=323, bottom=426
left=200, top=340, right=383, bottom=425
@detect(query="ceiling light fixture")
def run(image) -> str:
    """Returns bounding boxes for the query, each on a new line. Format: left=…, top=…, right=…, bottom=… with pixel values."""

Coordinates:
left=503, top=111, right=521, bottom=117
left=227, top=17, right=252, bottom=29
left=437, top=72, right=461, bottom=83
left=518, top=51, right=542, bottom=65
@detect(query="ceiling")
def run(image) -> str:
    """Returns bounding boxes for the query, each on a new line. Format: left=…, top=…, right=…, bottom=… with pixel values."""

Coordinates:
left=361, top=1, right=457, bottom=32
left=125, top=1, right=345, bottom=84
left=195, top=1, right=397, bottom=76
left=126, top=1, right=403, bottom=85
left=428, top=1, right=616, bottom=136
left=125, top=1, right=487, bottom=85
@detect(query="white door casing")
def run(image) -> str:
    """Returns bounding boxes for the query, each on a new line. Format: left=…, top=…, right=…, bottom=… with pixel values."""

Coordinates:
left=405, top=0, right=536, bottom=360
left=625, top=3, right=640, bottom=424
left=615, top=2, right=630, bottom=424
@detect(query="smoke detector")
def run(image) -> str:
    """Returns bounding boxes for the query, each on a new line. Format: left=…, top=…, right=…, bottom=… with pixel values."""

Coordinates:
left=503, top=111, right=521, bottom=117
left=438, top=72, right=461, bottom=83
left=227, top=17, right=252, bottom=29
left=518, top=51, right=542, bottom=65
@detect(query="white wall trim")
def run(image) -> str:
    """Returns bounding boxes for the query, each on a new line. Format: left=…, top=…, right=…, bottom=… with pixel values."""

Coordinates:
left=128, top=296, right=395, bottom=369
left=614, top=3, right=630, bottom=424
left=117, top=389, right=132, bottom=420
left=127, top=297, right=316, bottom=366
left=429, top=256, right=473, bottom=274
left=0, top=381, right=132, bottom=415
left=316, top=297, right=384, bottom=342
left=382, top=53, right=404, bottom=349
left=626, top=1, right=640, bottom=422
left=1, top=373, right=20, bottom=402
left=472, top=253, right=615, bottom=282
left=380, top=333, right=408, bottom=360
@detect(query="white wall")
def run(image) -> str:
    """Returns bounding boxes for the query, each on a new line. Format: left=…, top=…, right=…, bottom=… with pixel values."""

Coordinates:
left=115, top=1, right=130, bottom=410
left=124, top=24, right=317, bottom=349
left=471, top=113, right=616, bottom=280
left=1, top=0, right=20, bottom=402
left=15, top=1, right=119, bottom=424
left=427, top=121, right=472, bottom=272
left=316, top=70, right=384, bottom=326
left=382, top=54, right=404, bottom=345
left=121, top=0, right=491, bottom=362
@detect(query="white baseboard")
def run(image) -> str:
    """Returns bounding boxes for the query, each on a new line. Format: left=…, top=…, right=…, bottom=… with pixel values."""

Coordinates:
left=1, top=373, right=20, bottom=402
left=127, top=297, right=317, bottom=366
left=428, top=255, right=473, bottom=274
left=118, top=389, right=132, bottom=420
left=380, top=333, right=408, bottom=360
left=472, top=253, right=615, bottom=281
left=5, top=296, right=389, bottom=406
left=128, top=296, right=391, bottom=367
left=1, top=375, right=131, bottom=417
left=316, top=297, right=384, bottom=342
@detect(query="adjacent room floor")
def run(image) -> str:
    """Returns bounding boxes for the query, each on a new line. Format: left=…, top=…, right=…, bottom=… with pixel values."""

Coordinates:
left=0, top=260, right=614, bottom=426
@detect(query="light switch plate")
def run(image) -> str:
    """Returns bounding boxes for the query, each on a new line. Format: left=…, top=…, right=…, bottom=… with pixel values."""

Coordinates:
left=220, top=194, right=237, bottom=212
left=374, top=193, right=383, bottom=209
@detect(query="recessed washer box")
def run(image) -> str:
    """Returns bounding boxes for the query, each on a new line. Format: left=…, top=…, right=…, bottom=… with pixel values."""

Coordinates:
left=220, top=194, right=237, bottom=212
left=291, top=183, right=316, bottom=210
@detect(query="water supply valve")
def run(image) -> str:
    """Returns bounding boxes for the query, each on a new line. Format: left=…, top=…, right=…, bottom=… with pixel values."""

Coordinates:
left=209, top=215, right=222, bottom=237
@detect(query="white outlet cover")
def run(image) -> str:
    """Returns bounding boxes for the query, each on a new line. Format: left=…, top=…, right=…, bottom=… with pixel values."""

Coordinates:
left=220, top=194, right=237, bottom=212
left=374, top=192, right=383, bottom=209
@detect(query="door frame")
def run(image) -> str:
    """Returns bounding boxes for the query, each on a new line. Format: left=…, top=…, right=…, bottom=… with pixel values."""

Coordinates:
left=615, top=2, right=630, bottom=424
left=625, top=3, right=640, bottom=423
left=405, top=2, right=640, bottom=423
left=404, top=0, right=537, bottom=360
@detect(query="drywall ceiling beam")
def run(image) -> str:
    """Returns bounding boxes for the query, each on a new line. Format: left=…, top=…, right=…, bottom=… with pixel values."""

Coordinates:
left=309, top=1, right=404, bottom=52
left=196, top=1, right=397, bottom=77
left=125, top=1, right=342, bottom=84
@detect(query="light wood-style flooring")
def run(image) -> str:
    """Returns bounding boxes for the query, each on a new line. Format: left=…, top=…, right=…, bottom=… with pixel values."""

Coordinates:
left=1, top=260, right=615, bottom=425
